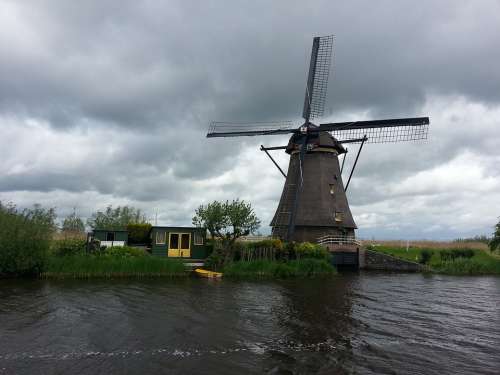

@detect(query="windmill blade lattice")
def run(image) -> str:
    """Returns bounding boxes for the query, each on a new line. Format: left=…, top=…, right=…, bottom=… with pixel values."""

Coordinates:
left=303, top=35, right=334, bottom=121
left=320, top=117, right=429, bottom=143
left=207, top=121, right=296, bottom=138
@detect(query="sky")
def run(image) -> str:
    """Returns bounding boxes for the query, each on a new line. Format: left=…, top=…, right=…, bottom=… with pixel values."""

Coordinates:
left=0, top=0, right=499, bottom=240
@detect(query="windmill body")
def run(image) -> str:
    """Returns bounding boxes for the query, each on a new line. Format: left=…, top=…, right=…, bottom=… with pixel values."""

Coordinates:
left=271, top=129, right=356, bottom=242
left=207, top=36, right=430, bottom=244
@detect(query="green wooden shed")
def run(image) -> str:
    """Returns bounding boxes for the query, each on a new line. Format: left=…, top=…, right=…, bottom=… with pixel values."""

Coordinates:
left=150, top=226, right=208, bottom=259
left=92, top=229, right=128, bottom=247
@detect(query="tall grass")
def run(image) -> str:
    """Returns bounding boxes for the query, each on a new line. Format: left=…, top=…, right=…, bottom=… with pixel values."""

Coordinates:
left=368, top=245, right=500, bottom=275
left=0, top=202, right=56, bottom=277
left=43, top=255, right=187, bottom=278
left=365, top=240, right=489, bottom=251
left=223, top=259, right=336, bottom=279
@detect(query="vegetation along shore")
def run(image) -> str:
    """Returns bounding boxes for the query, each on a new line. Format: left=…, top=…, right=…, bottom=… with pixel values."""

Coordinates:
left=367, top=241, right=500, bottom=275
left=1, top=200, right=500, bottom=278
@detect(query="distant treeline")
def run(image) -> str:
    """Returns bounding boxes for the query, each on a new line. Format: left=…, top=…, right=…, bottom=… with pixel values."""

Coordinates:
left=454, top=235, right=491, bottom=244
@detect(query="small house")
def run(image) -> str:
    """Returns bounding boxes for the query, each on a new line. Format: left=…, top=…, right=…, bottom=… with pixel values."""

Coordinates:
left=92, top=229, right=128, bottom=247
left=150, top=226, right=208, bottom=259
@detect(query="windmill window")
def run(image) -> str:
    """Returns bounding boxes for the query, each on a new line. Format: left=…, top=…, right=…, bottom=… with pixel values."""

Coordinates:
left=334, top=211, right=344, bottom=222
left=193, top=232, right=204, bottom=245
left=156, top=231, right=166, bottom=245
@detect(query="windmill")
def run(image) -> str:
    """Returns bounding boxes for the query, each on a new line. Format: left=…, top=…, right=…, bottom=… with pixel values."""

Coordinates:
left=207, top=35, right=429, bottom=243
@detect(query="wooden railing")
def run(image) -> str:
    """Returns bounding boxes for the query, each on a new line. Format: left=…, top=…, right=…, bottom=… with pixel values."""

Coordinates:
left=317, top=235, right=362, bottom=247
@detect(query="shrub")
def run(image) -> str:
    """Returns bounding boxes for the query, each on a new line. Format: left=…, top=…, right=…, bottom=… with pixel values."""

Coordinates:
left=204, top=250, right=224, bottom=271
left=294, top=242, right=331, bottom=260
left=419, top=249, right=434, bottom=264
left=52, top=238, right=87, bottom=257
left=104, top=246, right=148, bottom=258
left=440, top=248, right=475, bottom=261
left=0, top=202, right=56, bottom=276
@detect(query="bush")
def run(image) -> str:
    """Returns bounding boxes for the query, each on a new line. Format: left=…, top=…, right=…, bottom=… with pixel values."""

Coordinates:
left=0, top=202, right=56, bottom=277
left=52, top=238, right=87, bottom=257
left=104, top=246, right=148, bottom=258
left=419, top=249, right=434, bottom=264
left=440, top=248, right=475, bottom=261
left=294, top=242, right=331, bottom=260
left=204, top=250, right=224, bottom=271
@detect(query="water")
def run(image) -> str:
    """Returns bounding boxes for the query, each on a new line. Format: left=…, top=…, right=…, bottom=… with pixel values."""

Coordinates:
left=0, top=273, right=499, bottom=374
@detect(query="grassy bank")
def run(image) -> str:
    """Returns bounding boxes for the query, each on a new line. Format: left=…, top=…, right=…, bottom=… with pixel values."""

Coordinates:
left=368, top=245, right=500, bottom=275
left=42, top=254, right=187, bottom=278
left=223, top=259, right=336, bottom=279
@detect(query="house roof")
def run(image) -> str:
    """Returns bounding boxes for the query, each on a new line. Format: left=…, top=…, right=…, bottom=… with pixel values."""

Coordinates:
left=92, top=229, right=129, bottom=232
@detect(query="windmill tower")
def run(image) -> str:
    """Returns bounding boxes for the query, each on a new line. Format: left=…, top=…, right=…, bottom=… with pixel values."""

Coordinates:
left=207, top=36, right=429, bottom=243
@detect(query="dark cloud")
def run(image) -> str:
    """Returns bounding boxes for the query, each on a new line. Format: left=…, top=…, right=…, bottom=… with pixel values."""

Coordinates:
left=1, top=0, right=499, bottom=239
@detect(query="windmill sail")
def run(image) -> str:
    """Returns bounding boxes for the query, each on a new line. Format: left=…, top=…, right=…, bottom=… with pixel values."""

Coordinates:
left=207, top=121, right=296, bottom=138
left=319, top=117, right=429, bottom=143
left=302, top=35, right=334, bottom=121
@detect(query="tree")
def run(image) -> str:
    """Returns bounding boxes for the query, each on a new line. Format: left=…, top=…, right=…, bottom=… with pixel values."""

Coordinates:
left=192, top=199, right=261, bottom=263
left=127, top=223, right=152, bottom=245
left=87, top=205, right=148, bottom=230
left=489, top=217, right=500, bottom=252
left=62, top=209, right=85, bottom=234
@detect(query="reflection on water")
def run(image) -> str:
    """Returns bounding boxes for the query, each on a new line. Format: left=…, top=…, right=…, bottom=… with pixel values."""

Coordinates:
left=0, top=273, right=499, bottom=374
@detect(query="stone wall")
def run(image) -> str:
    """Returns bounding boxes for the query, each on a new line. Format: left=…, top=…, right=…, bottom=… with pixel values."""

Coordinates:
left=361, top=249, right=426, bottom=272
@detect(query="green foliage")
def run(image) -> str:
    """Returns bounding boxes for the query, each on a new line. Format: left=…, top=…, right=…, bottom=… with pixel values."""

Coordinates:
left=61, top=210, right=85, bottom=234
left=369, top=245, right=500, bottom=275
left=223, top=259, right=336, bottom=278
left=232, top=240, right=330, bottom=264
left=192, top=199, right=260, bottom=240
left=87, top=205, right=147, bottom=230
left=126, top=223, right=152, bottom=245
left=434, top=257, right=500, bottom=275
left=192, top=199, right=261, bottom=264
left=43, top=254, right=186, bottom=278
left=419, top=249, right=434, bottom=264
left=489, top=218, right=500, bottom=252
left=104, top=246, right=147, bottom=258
left=52, top=238, right=87, bottom=257
left=0, top=202, right=56, bottom=276
left=204, top=250, right=224, bottom=271
left=439, top=249, right=475, bottom=261
left=293, top=242, right=331, bottom=260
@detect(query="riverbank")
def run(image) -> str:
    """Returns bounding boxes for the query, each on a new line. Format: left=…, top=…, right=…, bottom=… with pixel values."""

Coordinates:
left=368, top=245, right=500, bottom=275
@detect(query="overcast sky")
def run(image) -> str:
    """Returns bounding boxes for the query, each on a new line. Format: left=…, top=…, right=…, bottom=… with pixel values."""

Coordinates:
left=1, top=0, right=499, bottom=239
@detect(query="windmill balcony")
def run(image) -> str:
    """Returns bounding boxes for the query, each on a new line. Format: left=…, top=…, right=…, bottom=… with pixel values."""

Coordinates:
left=317, top=235, right=361, bottom=252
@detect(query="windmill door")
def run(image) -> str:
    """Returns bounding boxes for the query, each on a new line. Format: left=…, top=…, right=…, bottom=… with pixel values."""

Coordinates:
left=168, top=233, right=191, bottom=258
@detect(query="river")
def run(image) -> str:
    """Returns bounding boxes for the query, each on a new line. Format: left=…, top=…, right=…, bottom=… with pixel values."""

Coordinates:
left=0, top=273, right=499, bottom=374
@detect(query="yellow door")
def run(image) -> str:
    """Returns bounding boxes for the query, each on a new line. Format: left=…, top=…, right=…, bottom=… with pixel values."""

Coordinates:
left=180, top=233, right=191, bottom=258
left=168, top=233, right=180, bottom=257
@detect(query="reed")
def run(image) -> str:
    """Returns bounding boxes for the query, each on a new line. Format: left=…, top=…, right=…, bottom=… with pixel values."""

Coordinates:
left=42, top=255, right=187, bottom=278
left=223, top=259, right=336, bottom=278
left=365, top=240, right=489, bottom=251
